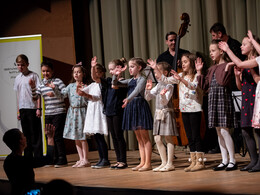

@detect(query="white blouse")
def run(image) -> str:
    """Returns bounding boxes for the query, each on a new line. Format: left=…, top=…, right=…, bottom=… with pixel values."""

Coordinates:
left=159, top=73, right=203, bottom=112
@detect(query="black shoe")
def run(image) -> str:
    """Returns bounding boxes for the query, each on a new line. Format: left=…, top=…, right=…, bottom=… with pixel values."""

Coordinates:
left=92, top=160, right=110, bottom=169
left=213, top=163, right=227, bottom=171
left=115, top=163, right=128, bottom=170
left=240, top=166, right=251, bottom=171
left=54, top=157, right=68, bottom=168
left=248, top=168, right=260, bottom=173
left=110, top=163, right=119, bottom=169
left=225, top=162, right=237, bottom=171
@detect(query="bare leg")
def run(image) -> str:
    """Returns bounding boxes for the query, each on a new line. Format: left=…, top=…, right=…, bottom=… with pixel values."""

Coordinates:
left=139, top=130, right=152, bottom=169
left=133, top=130, right=145, bottom=170
left=81, top=140, right=90, bottom=163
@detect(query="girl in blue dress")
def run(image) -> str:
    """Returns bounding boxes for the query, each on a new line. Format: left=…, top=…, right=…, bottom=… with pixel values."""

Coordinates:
left=112, top=57, right=153, bottom=172
left=61, top=63, right=90, bottom=168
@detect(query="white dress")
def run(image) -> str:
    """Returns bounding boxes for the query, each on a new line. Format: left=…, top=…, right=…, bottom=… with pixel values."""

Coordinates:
left=82, top=82, right=108, bottom=135
left=252, top=57, right=260, bottom=128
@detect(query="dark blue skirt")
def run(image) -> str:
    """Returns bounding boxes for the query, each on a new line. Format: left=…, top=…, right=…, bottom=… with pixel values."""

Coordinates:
left=122, top=96, right=153, bottom=130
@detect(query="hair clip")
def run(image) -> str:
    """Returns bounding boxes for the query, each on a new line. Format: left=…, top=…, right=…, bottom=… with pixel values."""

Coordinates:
left=72, top=62, right=83, bottom=70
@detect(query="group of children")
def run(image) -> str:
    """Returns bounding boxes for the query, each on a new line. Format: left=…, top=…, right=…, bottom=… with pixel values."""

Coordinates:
left=12, top=29, right=260, bottom=174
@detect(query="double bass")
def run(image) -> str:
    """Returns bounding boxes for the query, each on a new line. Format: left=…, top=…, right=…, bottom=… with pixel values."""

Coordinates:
left=172, top=13, right=190, bottom=146
left=171, top=13, right=206, bottom=146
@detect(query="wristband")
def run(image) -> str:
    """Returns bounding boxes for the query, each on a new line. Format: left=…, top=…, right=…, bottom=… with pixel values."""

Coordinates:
left=37, top=108, right=42, bottom=111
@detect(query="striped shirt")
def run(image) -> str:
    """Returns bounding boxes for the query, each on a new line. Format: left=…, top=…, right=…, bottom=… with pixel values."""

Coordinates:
left=36, top=77, right=66, bottom=115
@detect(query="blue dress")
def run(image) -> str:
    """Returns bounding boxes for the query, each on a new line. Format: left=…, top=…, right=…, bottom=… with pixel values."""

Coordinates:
left=122, top=79, right=153, bottom=130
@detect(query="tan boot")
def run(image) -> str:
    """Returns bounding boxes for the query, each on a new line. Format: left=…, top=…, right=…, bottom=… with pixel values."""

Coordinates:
left=190, top=152, right=206, bottom=172
left=184, top=152, right=196, bottom=172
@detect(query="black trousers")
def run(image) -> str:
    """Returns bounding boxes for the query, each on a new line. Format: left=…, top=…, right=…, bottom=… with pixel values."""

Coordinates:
left=182, top=112, right=202, bottom=152
left=20, top=109, right=43, bottom=159
left=94, top=133, right=109, bottom=161
left=107, top=115, right=127, bottom=163
left=45, top=113, right=67, bottom=163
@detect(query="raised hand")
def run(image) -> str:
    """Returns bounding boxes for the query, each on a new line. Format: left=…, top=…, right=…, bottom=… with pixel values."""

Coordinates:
left=91, top=56, right=97, bottom=67
left=147, top=59, right=157, bottom=70
left=195, top=57, right=204, bottom=72
left=247, top=30, right=254, bottom=42
left=29, top=78, right=36, bottom=88
left=160, top=88, right=168, bottom=96
left=146, top=79, right=153, bottom=90
left=218, top=41, right=229, bottom=52
left=170, top=70, right=181, bottom=80
left=112, top=65, right=127, bottom=75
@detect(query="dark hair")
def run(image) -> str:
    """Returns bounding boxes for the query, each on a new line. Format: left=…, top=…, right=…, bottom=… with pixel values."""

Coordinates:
left=181, top=53, right=197, bottom=81
left=209, top=22, right=227, bottom=35
left=210, top=39, right=231, bottom=64
left=157, top=62, right=171, bottom=76
left=41, top=61, right=54, bottom=70
left=165, top=31, right=177, bottom=40
left=71, top=63, right=87, bottom=83
left=95, top=63, right=106, bottom=78
left=129, top=57, right=146, bottom=71
left=110, top=57, right=127, bottom=68
left=16, top=54, right=29, bottom=64
left=3, top=129, right=22, bottom=151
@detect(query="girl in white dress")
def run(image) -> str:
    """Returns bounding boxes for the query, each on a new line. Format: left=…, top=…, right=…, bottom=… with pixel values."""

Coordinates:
left=78, top=57, right=109, bottom=168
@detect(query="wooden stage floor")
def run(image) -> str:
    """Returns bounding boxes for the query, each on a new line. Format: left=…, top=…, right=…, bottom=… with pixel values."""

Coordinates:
left=0, top=150, right=260, bottom=194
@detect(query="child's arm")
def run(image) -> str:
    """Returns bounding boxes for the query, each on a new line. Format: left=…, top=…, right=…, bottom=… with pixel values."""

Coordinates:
left=91, top=57, right=101, bottom=83
left=46, top=79, right=66, bottom=99
left=33, top=75, right=42, bottom=117
left=147, top=59, right=162, bottom=79
left=234, top=66, right=243, bottom=91
left=219, top=41, right=258, bottom=69
left=147, top=59, right=177, bottom=84
left=145, top=79, right=157, bottom=101
left=29, top=78, right=39, bottom=101
left=195, top=57, right=209, bottom=90
left=160, top=84, right=174, bottom=106
left=122, top=76, right=146, bottom=108
left=248, top=30, right=260, bottom=55
left=251, top=68, right=260, bottom=84
left=15, top=93, right=20, bottom=120
left=112, top=74, right=128, bottom=88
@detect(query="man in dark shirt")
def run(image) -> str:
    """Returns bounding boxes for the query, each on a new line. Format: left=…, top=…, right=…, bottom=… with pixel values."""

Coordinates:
left=157, top=31, right=189, bottom=67
left=3, top=125, right=55, bottom=195
left=210, top=22, right=246, bottom=61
